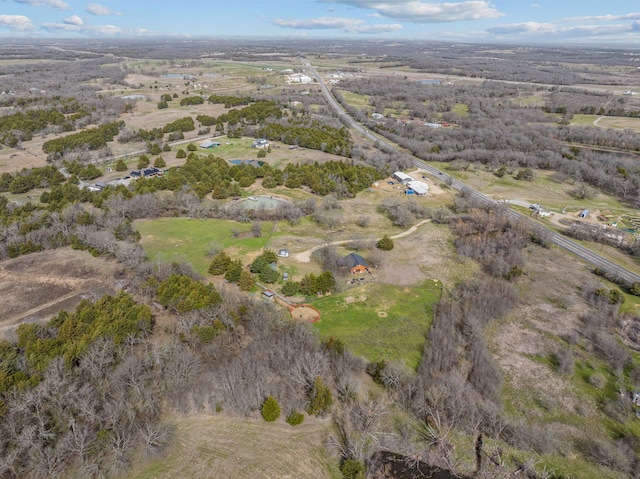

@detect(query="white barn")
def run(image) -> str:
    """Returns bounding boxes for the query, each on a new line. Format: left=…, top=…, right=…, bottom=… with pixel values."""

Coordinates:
left=392, top=172, right=412, bottom=184
left=407, top=180, right=429, bottom=196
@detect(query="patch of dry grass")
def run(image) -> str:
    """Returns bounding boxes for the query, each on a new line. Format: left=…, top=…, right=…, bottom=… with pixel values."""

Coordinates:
left=119, top=415, right=337, bottom=479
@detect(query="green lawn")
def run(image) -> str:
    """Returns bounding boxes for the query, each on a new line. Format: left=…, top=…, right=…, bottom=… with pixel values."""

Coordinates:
left=135, top=217, right=273, bottom=275
left=451, top=102, right=469, bottom=116
left=312, top=280, right=442, bottom=369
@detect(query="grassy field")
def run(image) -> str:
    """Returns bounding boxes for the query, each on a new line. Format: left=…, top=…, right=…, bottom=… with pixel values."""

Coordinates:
left=312, top=280, right=442, bottom=370
left=135, top=218, right=274, bottom=276
left=335, top=89, right=370, bottom=110
left=118, top=415, right=338, bottom=479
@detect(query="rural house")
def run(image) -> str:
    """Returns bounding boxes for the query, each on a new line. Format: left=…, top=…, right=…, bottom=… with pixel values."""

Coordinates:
left=252, top=138, right=269, bottom=149
left=338, top=253, right=370, bottom=275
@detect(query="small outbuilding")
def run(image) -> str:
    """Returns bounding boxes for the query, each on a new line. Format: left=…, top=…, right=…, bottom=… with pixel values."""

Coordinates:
left=199, top=140, right=220, bottom=148
left=262, top=290, right=276, bottom=301
left=252, top=138, right=269, bottom=149
left=338, top=253, right=370, bottom=275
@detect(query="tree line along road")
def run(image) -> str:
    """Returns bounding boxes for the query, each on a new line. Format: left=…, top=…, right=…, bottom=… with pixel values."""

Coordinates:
left=303, top=59, right=640, bottom=287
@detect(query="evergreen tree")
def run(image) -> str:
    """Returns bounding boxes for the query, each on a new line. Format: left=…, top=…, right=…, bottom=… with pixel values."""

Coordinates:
left=261, top=396, right=281, bottom=422
left=224, top=259, right=242, bottom=283
left=259, top=267, right=279, bottom=284
left=238, top=271, right=255, bottom=291
left=285, top=410, right=304, bottom=426
left=250, top=256, right=268, bottom=274
left=340, top=459, right=365, bottom=479
left=281, top=281, right=300, bottom=297
left=154, top=156, right=166, bottom=168
left=115, top=159, right=127, bottom=172
left=208, top=251, right=231, bottom=275
left=176, top=149, right=186, bottom=158
left=306, top=377, right=333, bottom=416
left=137, top=154, right=150, bottom=169
left=376, top=235, right=394, bottom=251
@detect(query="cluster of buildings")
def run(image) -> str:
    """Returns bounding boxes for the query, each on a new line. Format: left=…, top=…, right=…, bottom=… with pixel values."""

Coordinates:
left=286, top=73, right=313, bottom=84
left=391, top=171, right=429, bottom=196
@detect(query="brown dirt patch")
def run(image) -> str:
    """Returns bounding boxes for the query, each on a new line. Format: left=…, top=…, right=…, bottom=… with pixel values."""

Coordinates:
left=0, top=248, right=122, bottom=339
left=290, top=304, right=321, bottom=323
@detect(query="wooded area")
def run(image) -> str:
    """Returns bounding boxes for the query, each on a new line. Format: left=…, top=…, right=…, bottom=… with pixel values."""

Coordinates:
left=0, top=38, right=639, bottom=479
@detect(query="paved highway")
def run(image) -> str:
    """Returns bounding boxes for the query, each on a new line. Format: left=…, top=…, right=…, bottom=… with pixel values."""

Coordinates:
left=303, top=60, right=640, bottom=287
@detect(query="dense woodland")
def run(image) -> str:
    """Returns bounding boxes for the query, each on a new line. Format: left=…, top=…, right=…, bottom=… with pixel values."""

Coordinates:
left=0, top=39, right=639, bottom=479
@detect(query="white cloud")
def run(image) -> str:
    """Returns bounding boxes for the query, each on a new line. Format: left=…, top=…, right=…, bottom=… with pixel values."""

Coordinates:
left=273, top=16, right=401, bottom=34
left=274, top=17, right=361, bottom=29
left=565, top=13, right=640, bottom=23
left=487, top=21, right=636, bottom=39
left=15, top=0, right=69, bottom=9
left=530, top=3, right=540, bottom=7
left=63, top=14, right=83, bottom=26
left=0, top=14, right=35, bottom=31
left=323, top=1, right=504, bottom=23
left=86, top=3, right=122, bottom=16
left=42, top=21, right=122, bottom=35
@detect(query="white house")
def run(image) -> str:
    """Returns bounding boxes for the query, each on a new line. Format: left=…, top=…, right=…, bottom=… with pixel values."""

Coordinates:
left=252, top=138, right=269, bottom=149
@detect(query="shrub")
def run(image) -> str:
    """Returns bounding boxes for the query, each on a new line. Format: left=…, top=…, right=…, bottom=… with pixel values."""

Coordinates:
left=307, top=377, right=333, bottom=416
left=176, top=149, right=186, bottom=158
left=137, top=154, right=150, bottom=169
left=154, top=156, right=166, bottom=168
left=238, top=271, right=255, bottom=291
left=209, top=251, right=231, bottom=275
left=186, top=143, right=197, bottom=151
left=191, top=325, right=217, bottom=343
left=376, top=234, right=394, bottom=251
left=340, top=458, right=365, bottom=479
left=262, top=176, right=277, bottom=189
left=261, top=396, right=281, bottom=422
left=281, top=281, right=300, bottom=297
left=157, top=101, right=168, bottom=109
left=285, top=410, right=304, bottom=426
left=259, top=267, right=279, bottom=284
left=115, top=159, right=127, bottom=171
left=224, top=259, right=242, bottom=283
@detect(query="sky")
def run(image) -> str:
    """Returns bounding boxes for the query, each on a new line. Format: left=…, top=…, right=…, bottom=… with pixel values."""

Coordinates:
left=1, top=0, right=640, bottom=45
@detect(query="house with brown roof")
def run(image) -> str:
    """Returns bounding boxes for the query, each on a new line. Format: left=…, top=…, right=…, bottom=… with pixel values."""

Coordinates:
left=338, top=253, right=369, bottom=275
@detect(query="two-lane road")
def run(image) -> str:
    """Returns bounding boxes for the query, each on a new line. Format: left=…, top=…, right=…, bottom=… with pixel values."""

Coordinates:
left=304, top=59, right=640, bottom=286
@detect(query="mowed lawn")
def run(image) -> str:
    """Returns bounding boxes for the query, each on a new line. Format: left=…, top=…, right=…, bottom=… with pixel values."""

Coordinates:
left=312, top=280, right=442, bottom=370
left=135, top=218, right=273, bottom=275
